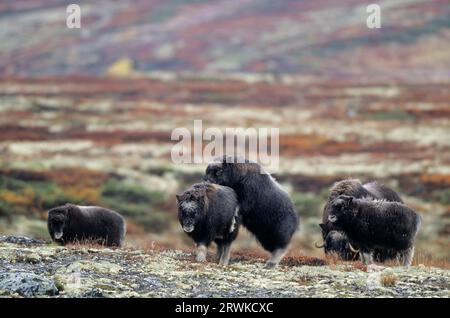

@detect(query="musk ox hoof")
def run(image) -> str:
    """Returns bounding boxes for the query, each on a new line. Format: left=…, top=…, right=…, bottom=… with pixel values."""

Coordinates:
left=196, top=254, right=207, bottom=263
left=264, top=261, right=278, bottom=269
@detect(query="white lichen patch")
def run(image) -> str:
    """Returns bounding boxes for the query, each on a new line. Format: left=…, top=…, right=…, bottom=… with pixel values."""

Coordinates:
left=61, top=260, right=123, bottom=275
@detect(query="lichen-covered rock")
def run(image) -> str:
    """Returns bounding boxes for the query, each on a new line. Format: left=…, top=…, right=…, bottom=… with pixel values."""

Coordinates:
left=0, top=272, right=58, bottom=297
left=0, top=235, right=45, bottom=245
left=0, top=236, right=448, bottom=298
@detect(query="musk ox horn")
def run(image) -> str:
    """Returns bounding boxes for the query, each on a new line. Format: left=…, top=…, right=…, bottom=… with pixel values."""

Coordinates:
left=348, top=243, right=360, bottom=253
left=314, top=241, right=326, bottom=248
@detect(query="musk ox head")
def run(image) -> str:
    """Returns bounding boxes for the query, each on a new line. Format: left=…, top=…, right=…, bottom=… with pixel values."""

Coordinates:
left=176, top=184, right=210, bottom=233
left=324, top=230, right=359, bottom=260
left=327, top=195, right=356, bottom=224
left=203, top=155, right=260, bottom=187
left=316, top=225, right=359, bottom=260
left=47, top=204, right=71, bottom=240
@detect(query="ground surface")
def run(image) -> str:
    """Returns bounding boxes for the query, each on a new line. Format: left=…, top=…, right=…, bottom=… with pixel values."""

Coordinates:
left=0, top=236, right=448, bottom=298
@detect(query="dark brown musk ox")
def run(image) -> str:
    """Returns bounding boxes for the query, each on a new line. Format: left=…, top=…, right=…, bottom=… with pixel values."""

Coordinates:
left=176, top=182, right=241, bottom=265
left=47, top=203, right=126, bottom=247
left=327, top=195, right=421, bottom=266
left=317, top=179, right=404, bottom=262
left=203, top=156, right=299, bottom=268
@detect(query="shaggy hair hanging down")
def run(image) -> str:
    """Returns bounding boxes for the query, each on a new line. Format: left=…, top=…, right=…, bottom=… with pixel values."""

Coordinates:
left=47, top=203, right=126, bottom=247
left=319, top=178, right=404, bottom=262
left=176, top=181, right=240, bottom=265
left=204, top=155, right=299, bottom=268
left=327, top=195, right=421, bottom=266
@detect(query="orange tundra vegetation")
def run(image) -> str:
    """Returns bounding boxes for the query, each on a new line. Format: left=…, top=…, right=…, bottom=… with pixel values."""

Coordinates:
left=420, top=173, right=450, bottom=186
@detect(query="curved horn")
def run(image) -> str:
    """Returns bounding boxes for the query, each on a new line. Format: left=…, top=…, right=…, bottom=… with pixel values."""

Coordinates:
left=314, top=241, right=325, bottom=248
left=348, top=242, right=360, bottom=253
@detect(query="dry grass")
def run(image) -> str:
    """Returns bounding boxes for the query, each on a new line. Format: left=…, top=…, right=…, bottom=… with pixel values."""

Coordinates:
left=323, top=249, right=450, bottom=270
left=380, top=251, right=450, bottom=269
left=281, top=255, right=328, bottom=267
left=65, top=236, right=450, bottom=270
left=278, top=251, right=450, bottom=270
left=351, top=262, right=369, bottom=272
left=231, top=249, right=267, bottom=264
left=65, top=239, right=118, bottom=250
left=380, top=273, right=398, bottom=287
left=230, top=248, right=327, bottom=267
left=411, top=252, right=450, bottom=269
left=325, top=252, right=368, bottom=272
left=331, top=261, right=368, bottom=273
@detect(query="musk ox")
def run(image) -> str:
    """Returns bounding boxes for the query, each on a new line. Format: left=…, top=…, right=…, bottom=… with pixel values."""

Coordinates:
left=317, top=179, right=404, bottom=262
left=176, top=182, right=240, bottom=265
left=204, top=156, right=299, bottom=268
left=328, top=195, right=421, bottom=266
left=47, top=203, right=126, bottom=247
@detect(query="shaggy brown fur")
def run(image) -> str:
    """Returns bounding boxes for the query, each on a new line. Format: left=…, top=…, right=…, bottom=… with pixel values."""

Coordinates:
left=47, top=203, right=126, bottom=247
left=319, top=178, right=404, bottom=262
left=176, top=182, right=240, bottom=265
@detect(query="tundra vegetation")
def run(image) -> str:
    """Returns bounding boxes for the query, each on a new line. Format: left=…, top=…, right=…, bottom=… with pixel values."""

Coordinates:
left=0, top=77, right=448, bottom=297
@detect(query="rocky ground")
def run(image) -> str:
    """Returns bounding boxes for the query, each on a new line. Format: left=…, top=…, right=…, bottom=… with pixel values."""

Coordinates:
left=0, top=236, right=448, bottom=298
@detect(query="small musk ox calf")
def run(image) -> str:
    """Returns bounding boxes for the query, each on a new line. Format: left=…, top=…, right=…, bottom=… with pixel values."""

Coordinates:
left=204, top=156, right=299, bottom=268
left=327, top=195, right=421, bottom=266
left=176, top=182, right=240, bottom=265
left=317, top=179, right=404, bottom=262
left=47, top=203, right=126, bottom=247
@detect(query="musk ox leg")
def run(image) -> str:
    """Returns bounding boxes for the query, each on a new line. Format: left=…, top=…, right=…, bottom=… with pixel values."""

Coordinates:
left=196, top=244, right=207, bottom=262
left=360, top=251, right=374, bottom=265
left=216, top=244, right=224, bottom=262
left=265, top=248, right=287, bottom=268
left=400, top=246, right=415, bottom=266
left=219, top=243, right=231, bottom=266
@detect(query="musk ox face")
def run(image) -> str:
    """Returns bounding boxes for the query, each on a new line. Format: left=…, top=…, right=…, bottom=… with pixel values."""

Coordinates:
left=176, top=191, right=206, bottom=233
left=324, top=231, right=348, bottom=254
left=328, top=195, right=355, bottom=224
left=317, top=225, right=359, bottom=260
left=324, top=231, right=358, bottom=260
left=48, top=206, right=69, bottom=240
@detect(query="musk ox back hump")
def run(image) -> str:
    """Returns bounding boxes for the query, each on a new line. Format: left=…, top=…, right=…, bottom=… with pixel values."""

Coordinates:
left=363, top=182, right=404, bottom=203
left=207, top=184, right=238, bottom=215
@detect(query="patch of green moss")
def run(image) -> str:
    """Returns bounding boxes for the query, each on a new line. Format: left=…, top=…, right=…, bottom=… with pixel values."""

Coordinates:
left=431, top=189, right=450, bottom=205
left=291, top=192, right=324, bottom=217
left=367, top=109, right=415, bottom=121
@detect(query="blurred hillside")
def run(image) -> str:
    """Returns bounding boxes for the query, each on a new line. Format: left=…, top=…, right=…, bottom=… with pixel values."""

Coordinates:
left=0, top=0, right=449, bottom=82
